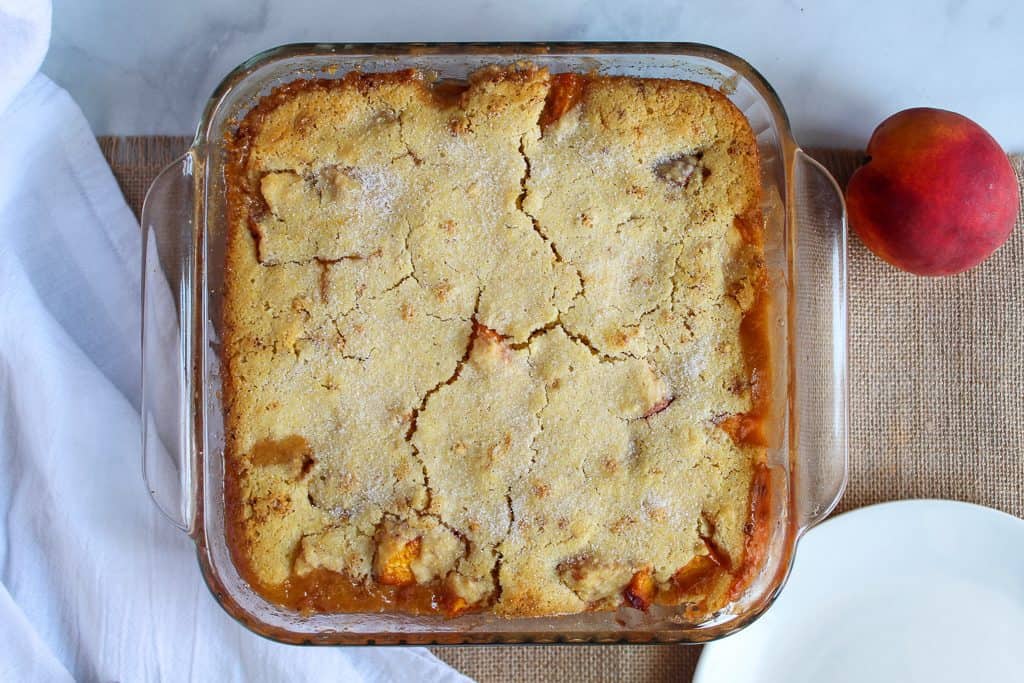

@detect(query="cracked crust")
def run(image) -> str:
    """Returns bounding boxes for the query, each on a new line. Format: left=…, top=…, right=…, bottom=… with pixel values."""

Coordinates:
left=223, top=65, right=771, bottom=618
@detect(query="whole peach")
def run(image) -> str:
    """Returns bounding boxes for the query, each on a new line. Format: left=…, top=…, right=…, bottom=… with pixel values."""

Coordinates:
left=846, top=108, right=1017, bottom=276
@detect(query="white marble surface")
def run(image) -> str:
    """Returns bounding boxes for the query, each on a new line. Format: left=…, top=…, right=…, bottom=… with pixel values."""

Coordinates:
left=43, top=0, right=1024, bottom=151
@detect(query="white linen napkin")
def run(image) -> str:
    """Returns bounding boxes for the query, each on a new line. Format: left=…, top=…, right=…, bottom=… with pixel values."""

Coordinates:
left=0, top=2, right=470, bottom=681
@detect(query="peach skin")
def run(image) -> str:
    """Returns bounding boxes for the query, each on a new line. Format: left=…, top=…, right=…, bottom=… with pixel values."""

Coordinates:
left=846, top=108, right=1017, bottom=276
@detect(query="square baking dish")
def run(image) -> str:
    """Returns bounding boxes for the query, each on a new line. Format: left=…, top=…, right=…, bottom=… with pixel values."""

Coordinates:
left=141, top=42, right=848, bottom=645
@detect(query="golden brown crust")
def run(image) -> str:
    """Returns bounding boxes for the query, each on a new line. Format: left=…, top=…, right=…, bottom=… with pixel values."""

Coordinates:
left=223, top=65, right=770, bottom=619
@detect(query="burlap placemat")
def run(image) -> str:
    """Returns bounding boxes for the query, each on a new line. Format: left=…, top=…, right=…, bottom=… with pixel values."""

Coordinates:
left=101, top=137, right=1024, bottom=683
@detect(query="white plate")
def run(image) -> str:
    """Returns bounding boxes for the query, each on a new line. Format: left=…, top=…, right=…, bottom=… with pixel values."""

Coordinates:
left=694, top=500, right=1024, bottom=683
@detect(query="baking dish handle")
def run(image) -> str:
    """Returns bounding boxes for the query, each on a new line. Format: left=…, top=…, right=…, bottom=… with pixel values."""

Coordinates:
left=791, top=149, right=849, bottom=532
left=141, top=152, right=197, bottom=534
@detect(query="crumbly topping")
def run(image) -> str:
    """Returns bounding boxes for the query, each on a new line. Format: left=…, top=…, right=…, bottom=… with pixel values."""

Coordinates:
left=223, top=65, right=767, bottom=617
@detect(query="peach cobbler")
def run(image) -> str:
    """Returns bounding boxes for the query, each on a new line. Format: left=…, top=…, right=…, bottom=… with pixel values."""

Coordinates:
left=222, top=64, right=771, bottom=618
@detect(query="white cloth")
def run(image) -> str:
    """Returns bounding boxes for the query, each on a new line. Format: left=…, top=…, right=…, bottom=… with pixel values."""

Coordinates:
left=0, top=0, right=49, bottom=114
left=0, top=3, right=469, bottom=682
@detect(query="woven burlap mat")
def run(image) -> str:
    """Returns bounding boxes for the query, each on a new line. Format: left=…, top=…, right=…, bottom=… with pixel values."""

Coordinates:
left=102, top=137, right=1024, bottom=682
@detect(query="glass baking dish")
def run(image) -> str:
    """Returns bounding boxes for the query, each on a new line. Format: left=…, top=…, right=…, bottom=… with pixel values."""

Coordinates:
left=141, top=42, right=848, bottom=645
